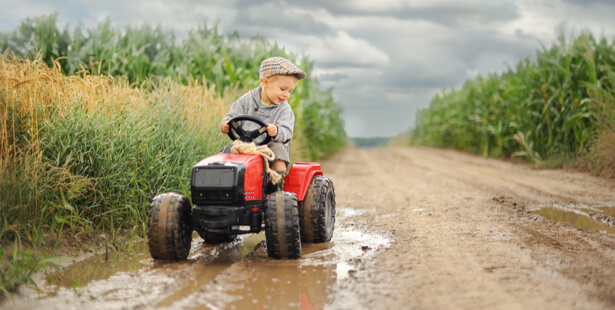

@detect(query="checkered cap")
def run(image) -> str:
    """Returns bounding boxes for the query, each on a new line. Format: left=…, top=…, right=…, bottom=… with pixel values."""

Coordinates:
left=259, top=57, right=306, bottom=81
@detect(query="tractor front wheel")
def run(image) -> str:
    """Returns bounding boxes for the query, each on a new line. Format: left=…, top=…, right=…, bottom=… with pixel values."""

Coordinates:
left=265, top=192, right=301, bottom=259
left=147, top=192, right=192, bottom=260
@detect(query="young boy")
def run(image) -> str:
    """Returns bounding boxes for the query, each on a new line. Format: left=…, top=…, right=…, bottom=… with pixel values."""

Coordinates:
left=220, top=56, right=305, bottom=183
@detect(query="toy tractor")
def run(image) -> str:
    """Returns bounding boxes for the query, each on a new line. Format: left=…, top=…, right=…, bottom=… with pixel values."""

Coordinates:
left=146, top=115, right=336, bottom=260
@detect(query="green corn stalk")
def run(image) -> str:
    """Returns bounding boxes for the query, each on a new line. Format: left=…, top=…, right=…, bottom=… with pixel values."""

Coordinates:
left=412, top=32, right=614, bottom=168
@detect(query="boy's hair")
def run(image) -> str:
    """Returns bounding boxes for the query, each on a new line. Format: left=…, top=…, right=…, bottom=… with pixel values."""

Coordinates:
left=259, top=57, right=306, bottom=81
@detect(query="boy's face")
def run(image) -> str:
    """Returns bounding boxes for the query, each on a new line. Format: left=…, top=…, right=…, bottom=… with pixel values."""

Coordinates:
left=261, top=75, right=299, bottom=105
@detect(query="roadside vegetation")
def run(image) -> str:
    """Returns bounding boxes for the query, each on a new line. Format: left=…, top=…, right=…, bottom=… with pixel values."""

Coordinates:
left=0, top=15, right=346, bottom=297
left=412, top=32, right=615, bottom=177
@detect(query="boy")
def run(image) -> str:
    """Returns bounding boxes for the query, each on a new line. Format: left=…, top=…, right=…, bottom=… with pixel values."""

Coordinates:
left=220, top=56, right=305, bottom=185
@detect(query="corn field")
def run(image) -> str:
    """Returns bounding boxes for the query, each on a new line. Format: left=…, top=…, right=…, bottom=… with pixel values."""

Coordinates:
left=412, top=32, right=615, bottom=176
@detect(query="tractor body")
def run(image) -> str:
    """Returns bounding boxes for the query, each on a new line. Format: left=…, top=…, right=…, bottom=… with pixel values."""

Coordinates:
left=147, top=115, right=335, bottom=260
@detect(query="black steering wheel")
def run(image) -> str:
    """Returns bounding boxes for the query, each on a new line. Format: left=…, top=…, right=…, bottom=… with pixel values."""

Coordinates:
left=227, top=115, right=272, bottom=146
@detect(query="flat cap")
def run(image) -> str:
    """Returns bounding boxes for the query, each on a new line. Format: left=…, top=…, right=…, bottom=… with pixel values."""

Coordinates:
left=259, top=56, right=306, bottom=81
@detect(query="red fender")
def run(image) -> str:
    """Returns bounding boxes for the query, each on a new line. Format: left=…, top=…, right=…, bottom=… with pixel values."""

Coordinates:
left=284, top=162, right=323, bottom=202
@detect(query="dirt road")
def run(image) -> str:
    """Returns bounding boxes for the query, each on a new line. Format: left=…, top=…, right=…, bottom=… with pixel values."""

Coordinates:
left=325, top=146, right=615, bottom=310
left=4, top=146, right=615, bottom=309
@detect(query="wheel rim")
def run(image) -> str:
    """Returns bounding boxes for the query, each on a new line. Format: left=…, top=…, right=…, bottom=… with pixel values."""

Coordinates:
left=324, top=190, right=334, bottom=232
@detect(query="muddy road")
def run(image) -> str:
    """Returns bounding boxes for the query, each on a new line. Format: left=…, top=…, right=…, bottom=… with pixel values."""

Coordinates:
left=4, top=146, right=615, bottom=309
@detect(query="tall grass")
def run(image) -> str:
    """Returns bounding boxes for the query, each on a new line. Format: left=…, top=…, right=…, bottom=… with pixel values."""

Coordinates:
left=0, top=56, right=232, bottom=295
left=1, top=54, right=233, bottom=237
left=412, top=32, right=615, bottom=174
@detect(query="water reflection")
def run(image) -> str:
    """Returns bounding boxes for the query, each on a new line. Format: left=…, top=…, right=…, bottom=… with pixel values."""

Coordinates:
left=183, top=220, right=389, bottom=309
left=47, top=242, right=151, bottom=288
left=222, top=257, right=337, bottom=309
left=159, top=233, right=342, bottom=309
left=533, top=206, right=615, bottom=234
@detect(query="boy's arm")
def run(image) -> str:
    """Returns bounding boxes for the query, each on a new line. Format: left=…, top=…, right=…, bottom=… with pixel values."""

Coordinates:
left=221, top=92, right=251, bottom=133
left=271, top=106, right=295, bottom=143
left=221, top=97, right=247, bottom=123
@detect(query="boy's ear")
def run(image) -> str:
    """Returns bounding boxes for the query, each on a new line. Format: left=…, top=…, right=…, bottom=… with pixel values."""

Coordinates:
left=261, top=77, right=268, bottom=88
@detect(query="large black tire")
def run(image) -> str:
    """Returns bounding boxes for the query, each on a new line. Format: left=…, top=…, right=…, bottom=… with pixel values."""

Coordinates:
left=196, top=230, right=236, bottom=244
left=300, top=176, right=335, bottom=243
left=147, top=192, right=192, bottom=260
left=265, top=192, right=301, bottom=259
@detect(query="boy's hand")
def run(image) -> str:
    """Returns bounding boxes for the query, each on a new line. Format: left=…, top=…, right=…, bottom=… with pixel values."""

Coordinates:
left=267, top=124, right=277, bottom=137
left=221, top=120, right=230, bottom=134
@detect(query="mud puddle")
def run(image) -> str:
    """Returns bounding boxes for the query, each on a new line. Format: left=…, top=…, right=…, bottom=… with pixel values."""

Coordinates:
left=532, top=204, right=615, bottom=234
left=4, top=208, right=389, bottom=310
left=47, top=242, right=151, bottom=289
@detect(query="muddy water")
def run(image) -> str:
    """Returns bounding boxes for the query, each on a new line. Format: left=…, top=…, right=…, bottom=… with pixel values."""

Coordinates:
left=5, top=208, right=389, bottom=310
left=533, top=205, right=615, bottom=234
left=47, top=242, right=151, bottom=289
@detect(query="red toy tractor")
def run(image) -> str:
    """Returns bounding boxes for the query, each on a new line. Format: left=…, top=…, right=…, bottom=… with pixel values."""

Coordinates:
left=146, top=115, right=336, bottom=260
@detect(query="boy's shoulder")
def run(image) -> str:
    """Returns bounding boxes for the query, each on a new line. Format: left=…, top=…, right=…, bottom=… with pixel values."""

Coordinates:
left=235, top=86, right=261, bottom=103
left=243, top=86, right=261, bottom=98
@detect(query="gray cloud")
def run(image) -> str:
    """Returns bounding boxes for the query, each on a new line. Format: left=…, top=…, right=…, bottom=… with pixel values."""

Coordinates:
left=318, top=72, right=350, bottom=82
left=294, top=0, right=519, bottom=26
left=562, top=0, right=615, bottom=6
left=232, top=0, right=332, bottom=36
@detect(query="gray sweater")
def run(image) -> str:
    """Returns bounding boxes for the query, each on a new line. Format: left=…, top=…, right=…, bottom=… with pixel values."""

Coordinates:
left=222, top=86, right=295, bottom=149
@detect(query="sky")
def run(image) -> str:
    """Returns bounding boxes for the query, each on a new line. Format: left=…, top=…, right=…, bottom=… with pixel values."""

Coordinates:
left=1, top=0, right=615, bottom=137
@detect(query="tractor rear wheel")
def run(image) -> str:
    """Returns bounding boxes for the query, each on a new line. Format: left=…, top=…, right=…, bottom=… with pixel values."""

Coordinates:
left=147, top=192, right=192, bottom=260
left=300, top=176, right=335, bottom=243
left=265, top=192, right=301, bottom=259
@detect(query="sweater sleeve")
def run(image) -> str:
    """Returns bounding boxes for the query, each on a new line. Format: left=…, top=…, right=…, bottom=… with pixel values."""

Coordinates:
left=273, top=104, right=295, bottom=143
left=221, top=92, right=250, bottom=123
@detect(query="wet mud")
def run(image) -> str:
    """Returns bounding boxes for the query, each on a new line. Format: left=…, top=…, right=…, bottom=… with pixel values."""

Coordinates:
left=3, top=208, right=389, bottom=310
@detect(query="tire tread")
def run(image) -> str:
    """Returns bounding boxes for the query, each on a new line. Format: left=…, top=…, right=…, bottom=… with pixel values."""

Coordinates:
left=265, top=192, right=301, bottom=259
left=147, top=192, right=192, bottom=260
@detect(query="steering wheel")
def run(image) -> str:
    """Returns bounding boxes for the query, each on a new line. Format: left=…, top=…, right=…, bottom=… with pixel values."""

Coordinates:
left=227, top=115, right=272, bottom=146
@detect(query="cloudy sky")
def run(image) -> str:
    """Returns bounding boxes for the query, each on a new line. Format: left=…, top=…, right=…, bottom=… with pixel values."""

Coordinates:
left=2, top=0, right=615, bottom=137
